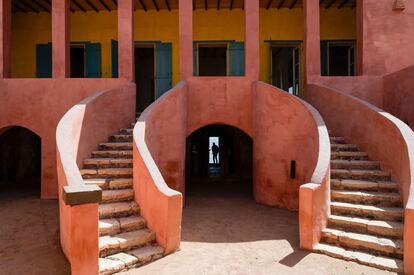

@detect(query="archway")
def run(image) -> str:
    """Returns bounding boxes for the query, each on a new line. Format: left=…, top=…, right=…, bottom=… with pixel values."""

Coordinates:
left=0, top=126, right=41, bottom=196
left=185, top=124, right=253, bottom=198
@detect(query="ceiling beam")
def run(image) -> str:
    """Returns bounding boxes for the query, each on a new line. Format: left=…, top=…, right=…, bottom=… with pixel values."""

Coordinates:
left=165, top=0, right=171, bottom=11
left=12, top=2, right=28, bottom=13
left=152, top=0, right=159, bottom=11
left=111, top=0, right=117, bottom=6
left=289, top=0, right=298, bottom=9
left=138, top=0, right=147, bottom=11
left=277, top=0, right=286, bottom=9
left=325, top=0, right=336, bottom=9
left=229, top=0, right=234, bottom=10
left=98, top=0, right=111, bottom=11
left=193, top=0, right=195, bottom=10
left=217, top=0, right=219, bottom=10
left=266, top=0, right=273, bottom=10
left=351, top=1, right=356, bottom=9
left=19, top=0, right=40, bottom=13
left=72, top=0, right=87, bottom=12
left=204, top=0, right=207, bottom=10
left=32, top=0, right=50, bottom=12
left=85, top=0, right=99, bottom=11
left=319, top=0, right=325, bottom=5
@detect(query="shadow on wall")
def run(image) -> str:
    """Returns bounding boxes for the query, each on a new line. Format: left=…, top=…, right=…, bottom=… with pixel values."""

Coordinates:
left=0, top=126, right=41, bottom=195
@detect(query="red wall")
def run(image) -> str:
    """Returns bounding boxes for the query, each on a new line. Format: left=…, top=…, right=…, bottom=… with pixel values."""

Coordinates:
left=0, top=78, right=128, bottom=198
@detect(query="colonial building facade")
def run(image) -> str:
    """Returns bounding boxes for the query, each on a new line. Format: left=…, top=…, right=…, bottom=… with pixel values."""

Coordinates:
left=0, top=0, right=413, bottom=274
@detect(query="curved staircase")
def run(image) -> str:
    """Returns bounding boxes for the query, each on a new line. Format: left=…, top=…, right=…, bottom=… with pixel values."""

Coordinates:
left=80, top=122, right=165, bottom=275
left=315, top=132, right=404, bottom=273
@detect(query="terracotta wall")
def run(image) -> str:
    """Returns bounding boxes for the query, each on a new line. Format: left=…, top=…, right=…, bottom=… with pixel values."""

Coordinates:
left=358, top=0, right=414, bottom=75
left=0, top=78, right=128, bottom=198
left=383, top=65, right=414, bottom=129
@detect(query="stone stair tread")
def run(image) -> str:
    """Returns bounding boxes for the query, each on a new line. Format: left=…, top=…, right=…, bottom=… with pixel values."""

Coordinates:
left=330, top=137, right=345, bottom=143
left=84, top=158, right=132, bottom=164
left=330, top=201, right=403, bottom=221
left=102, top=189, right=134, bottom=203
left=328, top=215, right=403, bottom=238
left=99, top=228, right=155, bottom=256
left=99, top=257, right=126, bottom=275
left=331, top=160, right=380, bottom=169
left=331, top=179, right=398, bottom=191
left=314, top=243, right=403, bottom=273
left=81, top=168, right=133, bottom=178
left=99, top=216, right=146, bottom=236
left=84, top=178, right=132, bottom=190
left=331, top=189, right=401, bottom=205
left=92, top=150, right=133, bottom=155
left=322, top=228, right=403, bottom=257
left=100, top=142, right=132, bottom=147
left=99, top=201, right=139, bottom=218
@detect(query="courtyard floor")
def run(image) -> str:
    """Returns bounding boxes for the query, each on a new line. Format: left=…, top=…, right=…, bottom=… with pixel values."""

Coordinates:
left=122, top=194, right=396, bottom=275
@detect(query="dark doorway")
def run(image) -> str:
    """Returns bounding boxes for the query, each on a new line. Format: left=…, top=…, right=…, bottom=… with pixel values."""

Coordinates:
left=70, top=45, right=85, bottom=78
left=198, top=45, right=227, bottom=76
left=271, top=44, right=301, bottom=96
left=328, top=42, right=355, bottom=76
left=185, top=125, right=253, bottom=198
left=0, top=127, right=41, bottom=196
left=135, top=46, right=155, bottom=112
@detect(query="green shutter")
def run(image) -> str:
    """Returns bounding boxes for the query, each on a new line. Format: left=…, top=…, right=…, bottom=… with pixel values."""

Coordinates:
left=36, top=43, right=52, bottom=78
left=111, top=40, right=118, bottom=78
left=86, top=43, right=101, bottom=78
left=155, top=43, right=172, bottom=98
left=321, top=41, right=328, bottom=76
left=229, top=42, right=245, bottom=76
left=193, top=44, right=197, bottom=76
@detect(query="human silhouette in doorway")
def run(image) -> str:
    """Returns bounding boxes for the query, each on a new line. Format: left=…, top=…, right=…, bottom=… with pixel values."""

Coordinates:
left=211, top=143, right=219, bottom=164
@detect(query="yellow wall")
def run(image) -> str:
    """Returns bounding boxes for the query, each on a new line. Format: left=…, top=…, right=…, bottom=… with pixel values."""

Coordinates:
left=11, top=8, right=355, bottom=84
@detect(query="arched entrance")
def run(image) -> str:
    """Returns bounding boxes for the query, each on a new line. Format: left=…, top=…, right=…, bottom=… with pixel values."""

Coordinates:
left=185, top=124, right=253, bottom=197
left=0, top=126, right=41, bottom=196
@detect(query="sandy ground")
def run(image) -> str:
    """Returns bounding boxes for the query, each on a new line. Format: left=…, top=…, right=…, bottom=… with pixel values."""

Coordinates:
left=122, top=195, right=396, bottom=275
left=0, top=186, right=70, bottom=275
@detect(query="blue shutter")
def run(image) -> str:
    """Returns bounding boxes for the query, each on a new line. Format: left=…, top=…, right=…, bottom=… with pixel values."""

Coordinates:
left=36, top=43, right=52, bottom=78
left=155, top=43, right=172, bottom=98
left=86, top=43, right=101, bottom=78
left=229, top=42, right=244, bottom=76
left=193, top=44, right=197, bottom=76
left=321, top=41, right=328, bottom=76
left=111, top=40, right=118, bottom=78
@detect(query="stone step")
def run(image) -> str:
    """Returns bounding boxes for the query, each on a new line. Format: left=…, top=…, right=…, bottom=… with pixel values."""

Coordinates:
left=331, top=160, right=380, bottom=170
left=81, top=168, right=133, bottom=179
left=331, top=151, right=369, bottom=160
left=92, top=150, right=133, bottom=159
left=99, top=201, right=139, bottom=219
left=99, top=228, right=155, bottom=257
left=119, top=128, right=133, bottom=135
left=99, top=245, right=164, bottom=275
left=331, top=179, right=398, bottom=192
left=102, top=189, right=134, bottom=203
left=331, top=169, right=390, bottom=181
left=83, top=158, right=132, bottom=169
left=330, top=137, right=346, bottom=144
left=100, top=142, right=133, bottom=151
left=328, top=215, right=403, bottom=239
left=99, top=216, right=146, bottom=236
left=331, top=144, right=359, bottom=152
left=84, top=178, right=133, bottom=190
left=331, top=190, right=402, bottom=207
left=330, top=202, right=404, bottom=222
left=322, top=228, right=403, bottom=258
left=110, top=134, right=133, bottom=142
left=314, top=243, right=403, bottom=273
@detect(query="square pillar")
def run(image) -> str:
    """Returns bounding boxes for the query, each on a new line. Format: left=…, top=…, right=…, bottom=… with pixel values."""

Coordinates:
left=0, top=0, right=11, bottom=78
left=245, top=0, right=259, bottom=80
left=303, top=0, right=321, bottom=83
left=179, top=0, right=193, bottom=80
left=52, top=0, right=70, bottom=78
left=118, top=0, right=134, bottom=82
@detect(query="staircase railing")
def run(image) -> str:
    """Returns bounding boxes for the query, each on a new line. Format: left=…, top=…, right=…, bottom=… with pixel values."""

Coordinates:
left=56, top=83, right=136, bottom=275
left=305, top=83, right=414, bottom=274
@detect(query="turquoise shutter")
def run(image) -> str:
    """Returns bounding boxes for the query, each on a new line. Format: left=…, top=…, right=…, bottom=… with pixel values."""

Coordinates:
left=229, top=42, right=245, bottom=76
left=155, top=43, right=172, bottom=98
left=111, top=40, right=118, bottom=78
left=86, top=43, right=101, bottom=78
left=320, top=41, right=328, bottom=76
left=36, top=43, right=52, bottom=78
left=193, top=44, right=197, bottom=76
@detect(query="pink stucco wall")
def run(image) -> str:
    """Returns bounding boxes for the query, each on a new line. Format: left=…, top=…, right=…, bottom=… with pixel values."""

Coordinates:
left=0, top=78, right=128, bottom=199
left=305, top=83, right=414, bottom=273
left=56, top=83, right=135, bottom=275
left=383, top=65, right=414, bottom=129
